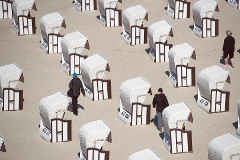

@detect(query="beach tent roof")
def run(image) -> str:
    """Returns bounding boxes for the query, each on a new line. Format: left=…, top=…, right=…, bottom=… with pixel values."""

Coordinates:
left=120, top=77, right=151, bottom=114
left=61, top=31, right=88, bottom=56
left=123, top=5, right=148, bottom=34
left=193, top=0, right=218, bottom=27
left=208, top=133, right=240, bottom=160
left=13, top=0, right=35, bottom=16
left=81, top=54, right=109, bottom=88
left=0, top=63, right=23, bottom=97
left=79, top=120, right=111, bottom=157
left=128, top=148, right=162, bottom=160
left=197, top=65, right=229, bottom=100
left=39, top=92, right=70, bottom=129
left=168, top=43, right=195, bottom=74
left=40, top=12, right=64, bottom=33
left=162, top=102, right=192, bottom=135
left=148, top=20, right=172, bottom=43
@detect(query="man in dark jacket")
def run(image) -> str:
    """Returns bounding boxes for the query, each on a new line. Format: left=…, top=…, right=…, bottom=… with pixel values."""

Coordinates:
left=152, top=88, right=169, bottom=131
left=223, top=30, right=235, bottom=68
left=68, top=72, right=85, bottom=115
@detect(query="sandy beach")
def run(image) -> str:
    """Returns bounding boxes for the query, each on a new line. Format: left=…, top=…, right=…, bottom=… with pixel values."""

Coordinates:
left=0, top=0, right=240, bottom=159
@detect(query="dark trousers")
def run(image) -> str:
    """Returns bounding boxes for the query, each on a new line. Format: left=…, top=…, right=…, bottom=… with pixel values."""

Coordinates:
left=72, top=96, right=78, bottom=112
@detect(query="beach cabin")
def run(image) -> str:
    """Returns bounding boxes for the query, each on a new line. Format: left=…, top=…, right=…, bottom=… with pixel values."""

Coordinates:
left=208, top=133, right=240, bottom=160
left=0, top=0, right=13, bottom=19
left=39, top=92, right=72, bottom=143
left=61, top=31, right=89, bottom=75
left=12, top=0, right=37, bottom=35
left=168, top=43, right=196, bottom=87
left=148, top=20, right=173, bottom=63
left=73, top=0, right=97, bottom=11
left=98, top=0, right=122, bottom=27
left=118, top=77, right=152, bottom=126
left=40, top=12, right=66, bottom=54
left=162, top=102, right=193, bottom=154
left=167, top=0, right=190, bottom=19
left=197, top=65, right=230, bottom=113
left=81, top=54, right=111, bottom=101
left=128, top=148, right=162, bottom=160
left=237, top=99, right=240, bottom=136
left=0, top=63, right=24, bottom=111
left=0, top=136, right=6, bottom=152
left=79, top=120, right=112, bottom=160
left=121, top=5, right=148, bottom=46
left=228, top=0, right=240, bottom=9
left=192, top=0, right=219, bottom=38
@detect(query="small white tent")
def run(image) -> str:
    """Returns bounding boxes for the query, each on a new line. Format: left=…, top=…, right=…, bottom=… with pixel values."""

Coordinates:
left=128, top=148, right=162, bottom=160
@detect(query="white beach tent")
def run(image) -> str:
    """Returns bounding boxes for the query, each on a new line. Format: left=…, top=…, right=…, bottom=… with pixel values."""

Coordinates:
left=192, top=0, right=219, bottom=37
left=39, top=92, right=72, bottom=143
left=148, top=20, right=173, bottom=63
left=237, top=99, right=240, bottom=136
left=118, top=77, right=151, bottom=126
left=79, top=120, right=111, bottom=160
left=40, top=12, right=66, bottom=54
left=12, top=0, right=37, bottom=35
left=228, top=0, right=240, bottom=9
left=0, top=0, right=14, bottom=19
left=197, top=65, right=230, bottom=113
left=208, top=133, right=240, bottom=160
left=167, top=0, right=190, bottom=19
left=121, top=5, right=148, bottom=45
left=168, top=43, right=196, bottom=87
left=61, top=31, right=89, bottom=75
left=81, top=54, right=111, bottom=101
left=73, top=0, right=97, bottom=12
left=162, top=102, right=193, bottom=154
left=98, top=0, right=122, bottom=27
left=0, top=63, right=24, bottom=111
left=128, top=148, right=162, bottom=160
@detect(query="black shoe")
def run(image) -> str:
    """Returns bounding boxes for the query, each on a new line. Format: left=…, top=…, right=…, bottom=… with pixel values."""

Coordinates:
left=73, top=110, right=78, bottom=116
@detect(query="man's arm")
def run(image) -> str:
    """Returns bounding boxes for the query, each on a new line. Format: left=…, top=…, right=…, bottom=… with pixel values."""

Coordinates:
left=152, top=96, right=157, bottom=108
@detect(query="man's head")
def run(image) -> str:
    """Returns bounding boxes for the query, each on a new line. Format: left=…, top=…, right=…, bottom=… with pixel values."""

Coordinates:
left=73, top=72, right=77, bottom=78
left=226, top=30, right=232, bottom=36
left=158, top=88, right=163, bottom=93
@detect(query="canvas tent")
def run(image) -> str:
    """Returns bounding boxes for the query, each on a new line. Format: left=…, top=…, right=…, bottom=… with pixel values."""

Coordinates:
left=197, top=65, right=230, bottom=113
left=0, top=0, right=14, bottom=19
left=192, top=0, right=219, bottom=37
left=61, top=31, right=89, bottom=75
left=167, top=0, right=190, bottom=19
left=121, top=5, right=148, bottom=45
left=39, top=92, right=72, bottom=143
left=168, top=43, right=196, bottom=87
left=162, top=102, right=193, bottom=154
left=40, top=12, right=66, bottom=54
left=148, top=20, right=173, bottom=63
left=98, top=0, right=122, bottom=27
left=118, top=77, right=151, bottom=126
left=0, top=63, right=24, bottom=111
left=81, top=54, right=111, bottom=101
left=208, top=133, right=240, bottom=160
left=128, top=148, right=162, bottom=160
left=79, top=120, right=111, bottom=160
left=12, top=0, right=37, bottom=35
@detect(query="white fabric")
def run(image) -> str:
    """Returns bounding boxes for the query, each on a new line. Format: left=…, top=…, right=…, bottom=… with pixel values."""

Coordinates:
left=98, top=0, right=119, bottom=16
left=128, top=148, right=162, bottom=160
left=81, top=54, right=108, bottom=88
left=39, top=92, right=70, bottom=129
left=123, top=5, right=147, bottom=34
left=193, top=0, right=218, bottom=27
left=197, top=65, right=229, bottom=101
left=120, top=77, right=151, bottom=114
left=61, top=31, right=88, bottom=62
left=162, top=102, right=191, bottom=136
left=40, top=12, right=64, bottom=41
left=79, top=120, right=111, bottom=157
left=208, top=133, right=240, bottom=160
left=148, top=20, right=172, bottom=49
left=168, top=43, right=195, bottom=74
left=0, top=63, right=23, bottom=97
left=12, top=0, right=35, bottom=22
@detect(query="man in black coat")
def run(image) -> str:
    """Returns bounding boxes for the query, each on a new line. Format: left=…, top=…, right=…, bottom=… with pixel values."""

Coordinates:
left=223, top=30, right=235, bottom=68
left=68, top=72, right=85, bottom=115
left=152, top=88, right=169, bottom=132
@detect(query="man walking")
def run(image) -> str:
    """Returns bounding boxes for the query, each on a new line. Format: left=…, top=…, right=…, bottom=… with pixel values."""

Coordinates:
left=68, top=72, right=85, bottom=115
left=222, top=30, right=235, bottom=68
left=152, top=88, right=169, bottom=132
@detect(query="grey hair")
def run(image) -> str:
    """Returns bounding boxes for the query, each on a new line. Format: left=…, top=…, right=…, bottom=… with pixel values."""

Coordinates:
left=226, top=30, right=232, bottom=36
